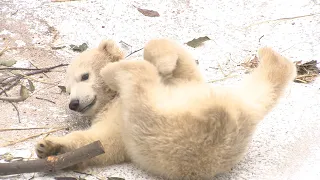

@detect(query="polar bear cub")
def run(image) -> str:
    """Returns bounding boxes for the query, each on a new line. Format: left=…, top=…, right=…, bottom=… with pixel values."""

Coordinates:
left=100, top=41, right=296, bottom=179
left=36, top=38, right=296, bottom=180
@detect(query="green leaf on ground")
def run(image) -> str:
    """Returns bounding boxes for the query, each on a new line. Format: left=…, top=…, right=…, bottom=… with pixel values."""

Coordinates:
left=0, top=59, right=17, bottom=67
left=186, top=36, right=210, bottom=48
left=20, top=85, right=29, bottom=101
left=70, top=43, right=88, bottom=52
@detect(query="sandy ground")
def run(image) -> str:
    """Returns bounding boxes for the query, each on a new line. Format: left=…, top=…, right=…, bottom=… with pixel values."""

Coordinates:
left=0, top=0, right=319, bottom=179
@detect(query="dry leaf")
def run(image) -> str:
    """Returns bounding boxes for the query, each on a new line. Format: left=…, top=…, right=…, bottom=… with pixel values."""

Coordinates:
left=135, top=7, right=160, bottom=17
left=58, top=85, right=66, bottom=93
left=27, top=79, right=35, bottom=92
left=240, top=55, right=259, bottom=69
left=294, top=60, right=319, bottom=83
left=186, top=36, right=210, bottom=48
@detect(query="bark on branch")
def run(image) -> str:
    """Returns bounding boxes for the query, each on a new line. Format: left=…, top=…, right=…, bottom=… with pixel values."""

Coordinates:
left=0, top=141, right=105, bottom=176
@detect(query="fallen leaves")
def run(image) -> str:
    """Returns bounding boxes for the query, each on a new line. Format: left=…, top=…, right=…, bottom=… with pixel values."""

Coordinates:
left=0, top=64, right=68, bottom=104
left=240, top=54, right=319, bottom=84
left=294, top=60, right=319, bottom=83
left=134, top=6, right=160, bottom=17
left=186, top=36, right=210, bottom=48
left=240, top=55, right=259, bottom=69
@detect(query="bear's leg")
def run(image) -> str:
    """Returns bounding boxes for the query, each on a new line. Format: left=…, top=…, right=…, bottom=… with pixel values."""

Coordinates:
left=143, top=39, right=204, bottom=84
left=237, top=47, right=297, bottom=120
left=35, top=119, right=128, bottom=170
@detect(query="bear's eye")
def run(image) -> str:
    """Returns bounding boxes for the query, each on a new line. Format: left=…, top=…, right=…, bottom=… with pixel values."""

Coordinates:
left=81, top=73, right=89, bottom=81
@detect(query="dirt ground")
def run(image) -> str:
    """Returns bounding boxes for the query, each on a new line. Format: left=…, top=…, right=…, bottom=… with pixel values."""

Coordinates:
left=0, top=0, right=320, bottom=180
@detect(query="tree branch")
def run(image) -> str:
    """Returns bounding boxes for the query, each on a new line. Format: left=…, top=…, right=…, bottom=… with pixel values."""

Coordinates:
left=0, top=141, right=105, bottom=176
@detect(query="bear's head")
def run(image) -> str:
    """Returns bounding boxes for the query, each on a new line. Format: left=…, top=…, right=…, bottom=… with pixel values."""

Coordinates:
left=65, top=40, right=124, bottom=116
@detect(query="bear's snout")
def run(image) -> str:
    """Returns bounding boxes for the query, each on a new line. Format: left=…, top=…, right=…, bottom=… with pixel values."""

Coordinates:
left=69, top=99, right=80, bottom=111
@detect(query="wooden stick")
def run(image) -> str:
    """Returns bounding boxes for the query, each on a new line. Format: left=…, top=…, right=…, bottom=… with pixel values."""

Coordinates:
left=0, top=126, right=66, bottom=132
left=0, top=141, right=105, bottom=176
left=0, top=63, right=68, bottom=95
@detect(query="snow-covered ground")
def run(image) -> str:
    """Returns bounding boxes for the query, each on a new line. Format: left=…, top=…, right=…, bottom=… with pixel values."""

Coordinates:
left=0, top=0, right=319, bottom=179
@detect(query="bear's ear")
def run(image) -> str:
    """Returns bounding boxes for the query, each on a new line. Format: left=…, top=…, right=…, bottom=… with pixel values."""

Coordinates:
left=98, top=39, right=124, bottom=62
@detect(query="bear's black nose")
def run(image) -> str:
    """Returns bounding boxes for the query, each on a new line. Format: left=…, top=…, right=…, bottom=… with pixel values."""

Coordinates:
left=69, top=99, right=80, bottom=111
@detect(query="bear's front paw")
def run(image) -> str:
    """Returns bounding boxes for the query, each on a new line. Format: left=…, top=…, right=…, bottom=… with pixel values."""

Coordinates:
left=36, top=137, right=87, bottom=171
left=35, top=137, right=66, bottom=159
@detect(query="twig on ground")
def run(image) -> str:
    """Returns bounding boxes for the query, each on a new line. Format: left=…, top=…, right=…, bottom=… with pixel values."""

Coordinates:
left=259, top=35, right=264, bottom=42
left=29, top=60, right=50, bottom=78
left=0, top=126, right=66, bottom=132
left=0, top=47, right=8, bottom=56
left=0, top=85, right=29, bottom=102
left=246, top=13, right=320, bottom=28
left=10, top=102, right=20, bottom=123
left=14, top=72, right=58, bottom=85
left=0, top=78, right=20, bottom=95
left=0, top=141, right=105, bottom=176
left=0, top=87, right=21, bottom=123
left=207, top=75, right=238, bottom=83
left=0, top=127, right=67, bottom=147
left=35, top=97, right=56, bottom=104
left=125, top=48, right=143, bottom=58
left=0, top=64, right=68, bottom=95
left=0, top=63, right=68, bottom=71
left=28, top=84, right=57, bottom=98
left=216, top=61, right=227, bottom=77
